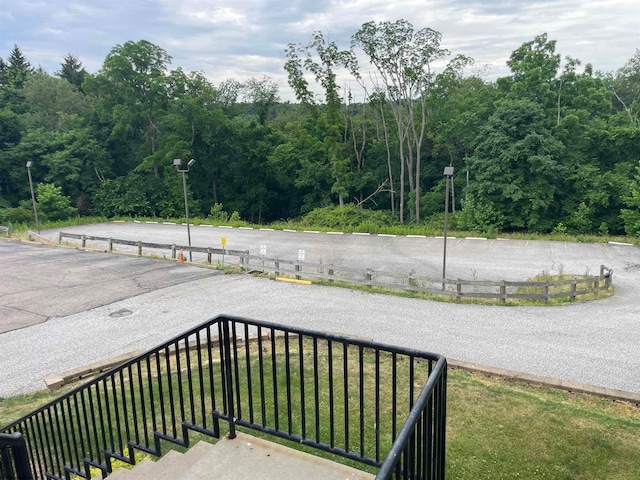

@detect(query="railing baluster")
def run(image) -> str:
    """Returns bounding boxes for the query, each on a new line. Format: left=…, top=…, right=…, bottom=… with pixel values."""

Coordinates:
left=313, top=337, right=320, bottom=445
left=232, top=321, right=242, bottom=420
left=359, top=345, right=365, bottom=459
left=196, top=330, right=206, bottom=428
left=375, top=349, right=381, bottom=463
left=127, top=365, right=140, bottom=445
left=156, top=351, right=166, bottom=436
left=299, top=334, right=306, bottom=440
left=343, top=342, right=349, bottom=453
left=175, top=341, right=186, bottom=431
left=136, top=361, right=149, bottom=447
left=270, top=327, right=279, bottom=432
left=328, top=339, right=334, bottom=448
left=185, top=337, right=196, bottom=425
left=165, top=346, right=177, bottom=438
left=244, top=323, right=254, bottom=424
left=258, top=326, right=266, bottom=426
left=285, top=331, right=292, bottom=435
left=146, top=355, right=158, bottom=440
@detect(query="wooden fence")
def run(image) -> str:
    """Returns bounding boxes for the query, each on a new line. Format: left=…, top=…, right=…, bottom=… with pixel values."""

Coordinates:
left=59, top=232, right=613, bottom=303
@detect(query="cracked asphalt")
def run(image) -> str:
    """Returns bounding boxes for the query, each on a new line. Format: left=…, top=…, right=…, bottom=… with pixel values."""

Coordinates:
left=1, top=224, right=640, bottom=398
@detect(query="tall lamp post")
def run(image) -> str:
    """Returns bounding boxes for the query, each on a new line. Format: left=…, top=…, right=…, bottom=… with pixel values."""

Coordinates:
left=173, top=158, right=196, bottom=261
left=26, top=161, right=40, bottom=234
left=442, top=166, right=455, bottom=284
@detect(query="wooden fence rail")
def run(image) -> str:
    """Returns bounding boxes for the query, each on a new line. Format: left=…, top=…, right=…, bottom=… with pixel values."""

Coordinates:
left=59, top=232, right=613, bottom=303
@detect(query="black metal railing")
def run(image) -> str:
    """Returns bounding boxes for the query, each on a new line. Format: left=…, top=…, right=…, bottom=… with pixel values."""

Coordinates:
left=0, top=432, right=32, bottom=480
left=1, top=315, right=447, bottom=480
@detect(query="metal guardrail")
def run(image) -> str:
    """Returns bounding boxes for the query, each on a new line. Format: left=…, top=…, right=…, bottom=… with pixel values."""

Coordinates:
left=1, top=315, right=447, bottom=480
left=58, top=232, right=612, bottom=303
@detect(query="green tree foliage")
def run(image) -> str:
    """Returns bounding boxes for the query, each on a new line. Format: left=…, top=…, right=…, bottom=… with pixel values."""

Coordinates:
left=469, top=99, right=565, bottom=232
left=36, top=183, right=76, bottom=221
left=1, top=30, right=640, bottom=237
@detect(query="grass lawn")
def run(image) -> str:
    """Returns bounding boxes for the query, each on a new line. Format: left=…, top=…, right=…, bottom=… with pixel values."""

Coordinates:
left=2, top=366, right=639, bottom=479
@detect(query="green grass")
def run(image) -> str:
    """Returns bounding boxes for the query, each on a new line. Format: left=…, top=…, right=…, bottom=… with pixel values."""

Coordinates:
left=2, top=346, right=639, bottom=480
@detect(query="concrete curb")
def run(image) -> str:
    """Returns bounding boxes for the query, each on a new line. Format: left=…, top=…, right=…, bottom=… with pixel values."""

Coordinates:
left=448, top=358, right=640, bottom=405
left=44, top=350, right=146, bottom=391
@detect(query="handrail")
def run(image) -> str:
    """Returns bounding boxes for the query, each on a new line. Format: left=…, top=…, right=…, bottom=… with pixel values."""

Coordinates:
left=1, top=315, right=447, bottom=480
left=0, top=432, right=33, bottom=480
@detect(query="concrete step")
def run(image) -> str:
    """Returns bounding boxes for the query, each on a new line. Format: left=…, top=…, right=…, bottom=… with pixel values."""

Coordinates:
left=98, top=432, right=375, bottom=480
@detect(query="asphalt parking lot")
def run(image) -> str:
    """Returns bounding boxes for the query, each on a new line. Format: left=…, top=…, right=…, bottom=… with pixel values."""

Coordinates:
left=1, top=227, right=640, bottom=398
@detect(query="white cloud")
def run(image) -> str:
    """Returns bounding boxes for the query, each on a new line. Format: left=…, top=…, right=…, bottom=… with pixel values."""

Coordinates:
left=0, top=0, right=638, bottom=101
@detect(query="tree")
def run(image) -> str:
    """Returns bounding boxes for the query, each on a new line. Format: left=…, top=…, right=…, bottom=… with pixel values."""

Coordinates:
left=353, top=20, right=470, bottom=222
left=610, top=49, right=640, bottom=129
left=96, top=40, right=172, bottom=177
left=242, top=76, right=280, bottom=125
left=469, top=99, right=565, bottom=231
left=56, top=54, right=87, bottom=90
left=6, top=45, right=32, bottom=89
left=285, top=31, right=355, bottom=206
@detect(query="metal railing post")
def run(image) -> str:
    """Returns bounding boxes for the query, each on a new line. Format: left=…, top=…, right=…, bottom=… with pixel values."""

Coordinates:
left=221, top=319, right=236, bottom=439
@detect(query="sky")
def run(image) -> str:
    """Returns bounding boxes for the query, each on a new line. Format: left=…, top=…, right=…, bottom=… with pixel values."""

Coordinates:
left=1, top=0, right=639, bottom=101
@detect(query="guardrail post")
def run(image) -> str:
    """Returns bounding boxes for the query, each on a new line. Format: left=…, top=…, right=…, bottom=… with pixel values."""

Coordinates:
left=500, top=281, right=506, bottom=304
left=275, top=261, right=280, bottom=278
left=594, top=278, right=599, bottom=295
left=328, top=268, right=334, bottom=283
left=295, top=263, right=301, bottom=280
left=171, top=245, right=176, bottom=259
left=81, top=235, right=86, bottom=248
left=570, top=282, right=577, bottom=302
left=58, top=232, right=62, bottom=243
left=207, top=248, right=212, bottom=264
left=456, top=279, right=462, bottom=299
left=137, top=241, right=142, bottom=256
left=108, top=239, right=113, bottom=252
left=408, top=270, right=414, bottom=288
left=365, top=268, right=372, bottom=287
left=543, top=283, right=549, bottom=304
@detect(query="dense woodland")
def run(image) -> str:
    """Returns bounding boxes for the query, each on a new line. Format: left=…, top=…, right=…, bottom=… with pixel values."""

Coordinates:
left=1, top=20, right=639, bottom=235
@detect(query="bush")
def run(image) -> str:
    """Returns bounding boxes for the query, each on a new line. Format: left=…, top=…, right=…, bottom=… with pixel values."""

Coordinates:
left=208, top=203, right=229, bottom=223
left=36, top=183, right=76, bottom=221
left=302, top=205, right=394, bottom=230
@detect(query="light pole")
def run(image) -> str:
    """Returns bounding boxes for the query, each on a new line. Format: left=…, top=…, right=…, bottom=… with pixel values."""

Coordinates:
left=173, top=158, right=196, bottom=261
left=442, top=166, right=454, bottom=284
left=26, top=161, right=40, bottom=234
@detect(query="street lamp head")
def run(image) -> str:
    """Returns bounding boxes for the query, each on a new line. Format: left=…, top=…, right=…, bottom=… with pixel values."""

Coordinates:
left=187, top=158, right=196, bottom=168
left=443, top=166, right=454, bottom=177
left=173, top=159, right=182, bottom=168
left=26, top=161, right=33, bottom=168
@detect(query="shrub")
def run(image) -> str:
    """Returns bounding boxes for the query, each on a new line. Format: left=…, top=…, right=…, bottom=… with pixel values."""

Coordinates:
left=302, top=205, right=394, bottom=230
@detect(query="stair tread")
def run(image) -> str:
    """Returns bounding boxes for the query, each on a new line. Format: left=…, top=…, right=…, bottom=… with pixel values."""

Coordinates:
left=179, top=432, right=374, bottom=480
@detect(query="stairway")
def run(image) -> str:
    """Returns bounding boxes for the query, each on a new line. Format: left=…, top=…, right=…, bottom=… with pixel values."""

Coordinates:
left=96, top=432, right=375, bottom=480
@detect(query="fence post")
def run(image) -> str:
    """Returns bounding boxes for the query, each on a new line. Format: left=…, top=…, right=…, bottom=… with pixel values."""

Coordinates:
left=500, top=281, right=506, bottom=304
left=456, top=279, right=462, bottom=299
left=594, top=278, right=599, bottom=296
left=570, top=282, right=577, bottom=302
left=408, top=270, right=415, bottom=288
left=171, top=245, right=176, bottom=259
left=207, top=248, right=212, bottom=264
left=365, top=268, right=373, bottom=287
left=58, top=232, right=62, bottom=243
left=295, top=263, right=301, bottom=280
left=109, top=239, right=113, bottom=252
left=328, top=267, right=334, bottom=283
left=275, top=261, right=280, bottom=278
left=81, top=235, right=86, bottom=248
left=543, top=283, right=549, bottom=304
left=137, top=241, right=142, bottom=256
